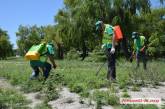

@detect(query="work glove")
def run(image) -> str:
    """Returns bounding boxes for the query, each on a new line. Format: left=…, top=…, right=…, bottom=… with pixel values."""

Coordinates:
left=110, top=47, right=115, bottom=54
left=101, top=44, right=106, bottom=49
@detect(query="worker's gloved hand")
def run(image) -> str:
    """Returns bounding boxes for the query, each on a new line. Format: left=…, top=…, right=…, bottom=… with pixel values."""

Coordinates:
left=110, top=47, right=115, bottom=54
left=101, top=44, right=106, bottom=49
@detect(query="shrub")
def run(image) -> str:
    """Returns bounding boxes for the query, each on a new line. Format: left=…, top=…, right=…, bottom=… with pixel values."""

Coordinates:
left=107, top=94, right=119, bottom=105
left=66, top=48, right=80, bottom=60
left=92, top=90, right=119, bottom=107
left=70, top=83, right=85, bottom=93
left=42, top=72, right=64, bottom=101
left=122, top=92, right=130, bottom=98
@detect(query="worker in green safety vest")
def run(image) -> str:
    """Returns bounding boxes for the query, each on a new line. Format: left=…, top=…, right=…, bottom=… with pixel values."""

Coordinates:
left=95, top=20, right=116, bottom=81
left=132, top=32, right=147, bottom=69
left=30, top=41, right=57, bottom=80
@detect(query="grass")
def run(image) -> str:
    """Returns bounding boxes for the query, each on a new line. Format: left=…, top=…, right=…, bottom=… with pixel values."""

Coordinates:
left=121, top=92, right=130, bottom=98
left=131, top=85, right=140, bottom=91
left=0, top=88, right=29, bottom=109
left=91, top=90, right=119, bottom=108
left=119, top=104, right=159, bottom=109
left=0, top=57, right=165, bottom=108
left=34, top=102, right=52, bottom=109
left=0, top=57, right=63, bottom=104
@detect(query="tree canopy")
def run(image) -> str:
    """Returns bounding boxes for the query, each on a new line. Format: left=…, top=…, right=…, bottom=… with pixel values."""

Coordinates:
left=0, top=28, right=13, bottom=59
left=14, top=0, right=165, bottom=58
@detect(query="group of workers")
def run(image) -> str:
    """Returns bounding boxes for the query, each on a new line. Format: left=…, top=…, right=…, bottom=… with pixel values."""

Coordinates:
left=95, top=20, right=147, bottom=81
left=27, top=20, right=147, bottom=82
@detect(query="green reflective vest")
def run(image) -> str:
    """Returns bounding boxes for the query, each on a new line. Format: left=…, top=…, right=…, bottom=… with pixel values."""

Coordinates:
left=134, top=36, right=145, bottom=52
left=30, top=43, right=55, bottom=67
left=102, top=24, right=114, bottom=49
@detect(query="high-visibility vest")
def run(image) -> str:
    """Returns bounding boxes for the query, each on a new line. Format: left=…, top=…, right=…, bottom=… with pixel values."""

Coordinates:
left=102, top=24, right=114, bottom=44
left=134, top=36, right=145, bottom=51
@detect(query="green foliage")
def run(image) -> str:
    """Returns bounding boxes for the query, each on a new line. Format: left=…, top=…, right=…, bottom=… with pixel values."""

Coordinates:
left=70, top=83, right=85, bottom=93
left=148, top=32, right=161, bottom=57
left=0, top=58, right=165, bottom=108
left=148, top=33, right=165, bottom=57
left=92, top=90, right=119, bottom=107
left=21, top=80, right=43, bottom=93
left=42, top=72, right=64, bottom=101
left=54, top=1, right=165, bottom=58
left=66, top=48, right=80, bottom=60
left=0, top=88, right=29, bottom=109
left=131, top=85, right=140, bottom=91
left=0, top=28, right=13, bottom=59
left=34, top=102, right=52, bottom=109
left=128, top=60, right=164, bottom=86
left=120, top=104, right=158, bottom=109
left=122, top=92, right=130, bottom=98
left=85, top=47, right=106, bottom=62
left=16, top=25, right=45, bottom=56
left=0, top=59, right=63, bottom=103
left=62, top=60, right=109, bottom=92
left=54, top=0, right=157, bottom=54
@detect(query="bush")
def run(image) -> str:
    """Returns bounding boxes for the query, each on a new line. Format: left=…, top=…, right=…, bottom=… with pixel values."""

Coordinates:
left=107, top=94, right=119, bottom=105
left=66, top=48, right=80, bottom=60
left=70, top=83, right=85, bottom=93
left=92, top=90, right=119, bottom=107
left=121, top=92, right=130, bottom=98
left=42, top=72, right=64, bottom=101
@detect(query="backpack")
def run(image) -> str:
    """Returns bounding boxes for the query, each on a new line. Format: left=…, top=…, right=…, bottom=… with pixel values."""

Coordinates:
left=114, top=25, right=123, bottom=41
left=25, top=43, right=47, bottom=60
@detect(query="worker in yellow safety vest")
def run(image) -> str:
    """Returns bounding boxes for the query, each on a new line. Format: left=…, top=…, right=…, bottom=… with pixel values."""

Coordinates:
left=95, top=20, right=116, bottom=81
left=132, top=32, right=147, bottom=69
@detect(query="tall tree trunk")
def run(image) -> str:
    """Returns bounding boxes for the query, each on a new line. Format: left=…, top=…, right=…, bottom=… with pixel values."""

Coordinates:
left=57, top=43, right=64, bottom=59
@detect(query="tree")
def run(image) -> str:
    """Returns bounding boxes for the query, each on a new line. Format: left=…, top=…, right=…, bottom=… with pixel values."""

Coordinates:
left=0, top=28, right=13, bottom=59
left=16, top=25, right=43, bottom=55
left=55, top=0, right=165, bottom=59
left=44, top=25, right=64, bottom=59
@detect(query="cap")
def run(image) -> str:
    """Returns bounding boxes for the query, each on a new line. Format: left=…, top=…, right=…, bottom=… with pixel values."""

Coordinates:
left=132, top=32, right=138, bottom=39
left=95, top=21, right=103, bottom=31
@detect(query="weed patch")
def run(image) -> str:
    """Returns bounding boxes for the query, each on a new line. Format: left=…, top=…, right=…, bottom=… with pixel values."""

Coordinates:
left=0, top=88, right=29, bottom=109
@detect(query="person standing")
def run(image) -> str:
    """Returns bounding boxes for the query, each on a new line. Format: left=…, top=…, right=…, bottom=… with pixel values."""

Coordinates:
left=95, top=21, right=116, bottom=81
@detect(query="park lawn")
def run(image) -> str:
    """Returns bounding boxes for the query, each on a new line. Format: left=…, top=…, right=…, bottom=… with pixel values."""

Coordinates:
left=0, top=57, right=165, bottom=108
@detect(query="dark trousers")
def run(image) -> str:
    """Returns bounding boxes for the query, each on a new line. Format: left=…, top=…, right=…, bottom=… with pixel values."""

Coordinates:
left=32, top=62, right=52, bottom=79
left=106, top=48, right=116, bottom=80
left=136, top=51, right=147, bottom=69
